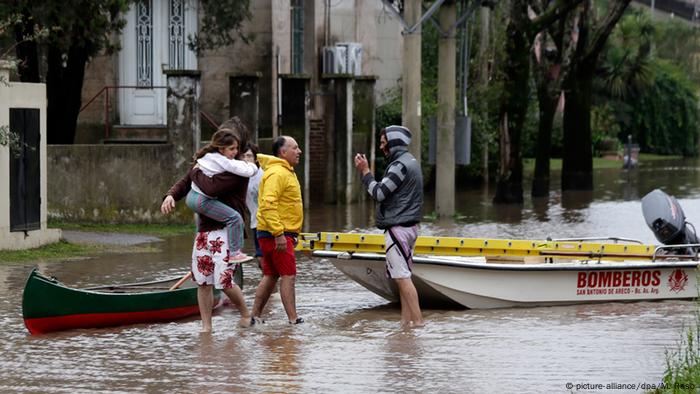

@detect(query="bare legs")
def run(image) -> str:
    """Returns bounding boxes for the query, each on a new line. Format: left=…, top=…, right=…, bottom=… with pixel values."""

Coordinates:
left=252, top=274, right=298, bottom=322
left=279, top=275, right=298, bottom=322
left=197, top=283, right=251, bottom=332
left=197, top=285, right=214, bottom=333
left=223, top=285, right=251, bottom=328
left=395, top=278, right=424, bottom=328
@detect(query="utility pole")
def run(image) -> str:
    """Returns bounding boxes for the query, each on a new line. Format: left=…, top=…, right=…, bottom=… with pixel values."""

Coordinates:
left=436, top=0, right=456, bottom=217
left=478, top=4, right=490, bottom=184
left=402, top=0, right=422, bottom=164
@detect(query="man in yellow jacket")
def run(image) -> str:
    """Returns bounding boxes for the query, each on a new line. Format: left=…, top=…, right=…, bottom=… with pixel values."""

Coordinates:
left=251, top=135, right=304, bottom=325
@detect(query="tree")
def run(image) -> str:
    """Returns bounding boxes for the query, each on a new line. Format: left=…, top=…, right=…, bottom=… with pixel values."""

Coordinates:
left=0, top=10, right=47, bottom=151
left=2, top=0, right=132, bottom=144
left=599, top=11, right=699, bottom=157
left=1, top=0, right=252, bottom=145
left=493, top=0, right=582, bottom=204
left=530, top=2, right=577, bottom=197
left=560, top=0, right=630, bottom=190
left=188, top=0, right=251, bottom=53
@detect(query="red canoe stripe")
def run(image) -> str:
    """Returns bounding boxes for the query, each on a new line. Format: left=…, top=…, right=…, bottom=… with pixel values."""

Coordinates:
left=24, top=305, right=200, bottom=335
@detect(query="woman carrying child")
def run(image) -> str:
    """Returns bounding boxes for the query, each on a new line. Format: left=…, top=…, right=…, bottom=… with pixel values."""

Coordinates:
left=186, top=129, right=258, bottom=263
left=161, top=118, right=254, bottom=332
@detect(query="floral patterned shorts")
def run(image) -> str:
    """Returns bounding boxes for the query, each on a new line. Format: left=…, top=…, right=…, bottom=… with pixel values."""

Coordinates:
left=191, top=229, right=238, bottom=290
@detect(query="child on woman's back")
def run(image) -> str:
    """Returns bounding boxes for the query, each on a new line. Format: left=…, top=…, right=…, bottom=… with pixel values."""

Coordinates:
left=187, top=129, right=257, bottom=263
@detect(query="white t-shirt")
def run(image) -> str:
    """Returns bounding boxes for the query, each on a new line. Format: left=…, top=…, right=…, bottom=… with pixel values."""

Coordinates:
left=246, top=167, right=264, bottom=229
left=191, top=152, right=258, bottom=197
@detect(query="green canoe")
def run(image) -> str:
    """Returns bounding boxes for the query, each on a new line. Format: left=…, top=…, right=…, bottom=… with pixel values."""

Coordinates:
left=22, top=268, right=229, bottom=335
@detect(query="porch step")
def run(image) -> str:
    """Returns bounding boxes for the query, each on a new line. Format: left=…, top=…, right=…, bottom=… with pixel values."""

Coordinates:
left=104, top=125, right=168, bottom=144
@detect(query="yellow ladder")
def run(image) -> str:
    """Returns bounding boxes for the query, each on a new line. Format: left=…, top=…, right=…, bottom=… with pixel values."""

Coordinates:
left=296, top=232, right=659, bottom=261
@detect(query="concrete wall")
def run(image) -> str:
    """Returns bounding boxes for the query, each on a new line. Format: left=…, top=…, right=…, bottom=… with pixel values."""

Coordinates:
left=325, top=0, right=403, bottom=103
left=200, top=0, right=274, bottom=137
left=0, top=67, right=61, bottom=250
left=47, top=144, right=194, bottom=223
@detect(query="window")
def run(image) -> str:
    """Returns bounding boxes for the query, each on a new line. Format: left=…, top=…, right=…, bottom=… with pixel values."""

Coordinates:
left=136, top=0, right=153, bottom=86
left=291, top=0, right=304, bottom=74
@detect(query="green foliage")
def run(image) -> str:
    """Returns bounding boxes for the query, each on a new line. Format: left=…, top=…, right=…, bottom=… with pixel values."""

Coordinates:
left=0, top=240, right=104, bottom=263
left=0, top=0, right=131, bottom=56
left=653, top=311, right=700, bottom=394
left=590, top=103, right=621, bottom=155
left=614, top=60, right=698, bottom=156
left=0, top=125, right=27, bottom=156
left=374, top=87, right=401, bottom=177
left=518, top=90, right=541, bottom=158
left=595, top=10, right=700, bottom=157
left=188, top=0, right=252, bottom=53
left=0, top=15, right=41, bottom=150
left=599, top=8, right=654, bottom=100
left=654, top=18, right=700, bottom=86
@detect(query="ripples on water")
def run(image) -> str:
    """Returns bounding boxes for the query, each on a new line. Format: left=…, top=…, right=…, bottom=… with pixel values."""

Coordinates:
left=1, top=161, right=699, bottom=392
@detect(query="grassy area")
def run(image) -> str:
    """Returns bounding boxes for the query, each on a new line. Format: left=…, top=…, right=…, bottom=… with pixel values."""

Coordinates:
left=523, top=153, right=684, bottom=172
left=639, top=153, right=683, bottom=161
left=1, top=222, right=192, bottom=263
left=651, top=312, right=700, bottom=393
left=524, top=157, right=620, bottom=171
left=48, top=220, right=194, bottom=237
left=0, top=240, right=105, bottom=263
left=523, top=153, right=682, bottom=172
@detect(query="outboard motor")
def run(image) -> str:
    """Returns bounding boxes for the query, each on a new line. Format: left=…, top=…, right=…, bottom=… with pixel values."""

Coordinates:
left=642, top=189, right=698, bottom=255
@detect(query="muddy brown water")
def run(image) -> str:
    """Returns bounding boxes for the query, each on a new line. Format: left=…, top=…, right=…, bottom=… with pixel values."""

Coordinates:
left=2, top=159, right=699, bottom=392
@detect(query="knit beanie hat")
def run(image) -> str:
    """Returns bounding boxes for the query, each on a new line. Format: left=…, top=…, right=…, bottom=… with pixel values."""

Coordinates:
left=384, top=125, right=412, bottom=154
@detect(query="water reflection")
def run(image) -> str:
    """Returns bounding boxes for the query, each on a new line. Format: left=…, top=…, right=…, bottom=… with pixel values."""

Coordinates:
left=257, top=332, right=301, bottom=392
left=381, top=330, right=427, bottom=392
left=1, top=158, right=699, bottom=392
left=531, top=196, right=550, bottom=222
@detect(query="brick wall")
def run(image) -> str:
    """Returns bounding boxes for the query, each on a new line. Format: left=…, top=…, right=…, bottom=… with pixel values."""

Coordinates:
left=309, top=118, right=326, bottom=204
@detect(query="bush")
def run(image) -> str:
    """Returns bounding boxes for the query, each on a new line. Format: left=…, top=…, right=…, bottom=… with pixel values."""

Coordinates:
left=617, top=61, right=699, bottom=156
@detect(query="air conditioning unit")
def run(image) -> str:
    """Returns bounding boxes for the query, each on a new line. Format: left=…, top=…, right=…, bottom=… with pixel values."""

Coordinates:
left=322, top=46, right=348, bottom=74
left=337, top=42, right=362, bottom=76
left=322, top=42, right=362, bottom=75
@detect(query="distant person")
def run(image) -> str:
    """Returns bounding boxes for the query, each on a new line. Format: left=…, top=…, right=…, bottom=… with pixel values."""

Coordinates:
left=250, top=136, right=304, bottom=325
left=242, top=143, right=264, bottom=268
left=187, top=129, right=258, bottom=263
left=353, top=125, right=424, bottom=328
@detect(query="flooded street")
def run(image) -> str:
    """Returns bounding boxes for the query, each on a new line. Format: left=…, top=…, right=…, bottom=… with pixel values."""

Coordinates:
left=2, top=160, right=700, bottom=393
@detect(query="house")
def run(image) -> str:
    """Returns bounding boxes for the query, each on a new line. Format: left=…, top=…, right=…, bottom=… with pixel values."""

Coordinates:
left=75, top=0, right=404, bottom=203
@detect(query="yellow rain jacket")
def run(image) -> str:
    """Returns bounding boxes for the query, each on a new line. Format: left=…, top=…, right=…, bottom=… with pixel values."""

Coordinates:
left=256, top=153, right=303, bottom=236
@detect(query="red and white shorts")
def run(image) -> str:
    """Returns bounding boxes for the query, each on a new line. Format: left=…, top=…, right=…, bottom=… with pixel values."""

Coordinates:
left=191, top=229, right=239, bottom=289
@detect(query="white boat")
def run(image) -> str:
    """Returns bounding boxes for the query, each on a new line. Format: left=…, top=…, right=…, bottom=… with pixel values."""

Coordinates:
left=303, top=189, right=700, bottom=309
left=412, top=255, right=697, bottom=309
left=313, top=250, right=462, bottom=307
left=313, top=250, right=698, bottom=309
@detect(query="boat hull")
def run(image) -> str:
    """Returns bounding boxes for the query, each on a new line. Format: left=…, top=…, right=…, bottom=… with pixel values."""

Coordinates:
left=412, top=257, right=698, bottom=309
left=22, top=269, right=222, bottom=334
left=316, top=251, right=461, bottom=307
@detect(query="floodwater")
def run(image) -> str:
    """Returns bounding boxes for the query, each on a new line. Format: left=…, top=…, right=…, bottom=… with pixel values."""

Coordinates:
left=2, top=159, right=700, bottom=393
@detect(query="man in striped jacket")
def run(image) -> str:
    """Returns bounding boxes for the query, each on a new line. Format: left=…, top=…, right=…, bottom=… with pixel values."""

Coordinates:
left=354, top=125, right=424, bottom=328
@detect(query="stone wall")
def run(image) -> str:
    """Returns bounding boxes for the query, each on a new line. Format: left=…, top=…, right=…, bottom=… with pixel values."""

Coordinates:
left=47, top=144, right=194, bottom=223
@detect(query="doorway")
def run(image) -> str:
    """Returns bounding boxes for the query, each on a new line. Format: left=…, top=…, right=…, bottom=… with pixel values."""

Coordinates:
left=118, top=0, right=198, bottom=125
left=9, top=108, right=40, bottom=232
